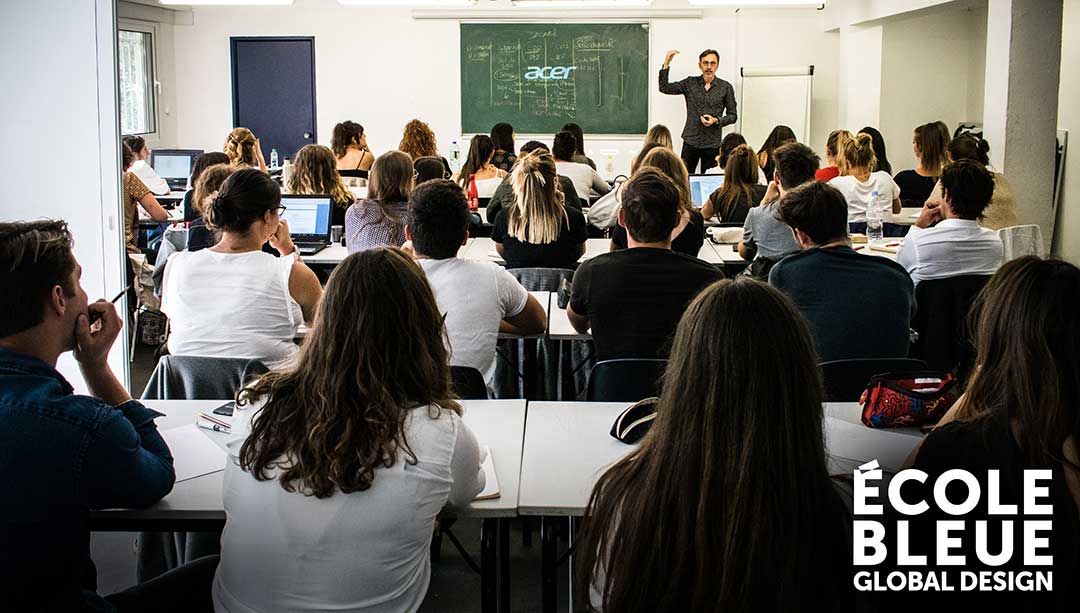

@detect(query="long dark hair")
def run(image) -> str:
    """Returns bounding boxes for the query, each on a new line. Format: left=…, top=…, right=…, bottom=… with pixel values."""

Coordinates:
left=758, top=125, right=796, bottom=176
left=238, top=248, right=461, bottom=499
left=490, top=122, right=514, bottom=153
left=457, top=134, right=496, bottom=189
left=914, top=122, right=948, bottom=175
left=712, top=144, right=760, bottom=220
left=858, top=126, right=892, bottom=174
left=561, top=122, right=587, bottom=157
left=575, top=278, right=850, bottom=612
left=331, top=121, right=365, bottom=158
left=959, top=257, right=1080, bottom=472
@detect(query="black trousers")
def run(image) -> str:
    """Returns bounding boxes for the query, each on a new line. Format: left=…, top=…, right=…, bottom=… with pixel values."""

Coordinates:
left=106, top=554, right=219, bottom=613
left=680, top=143, right=720, bottom=174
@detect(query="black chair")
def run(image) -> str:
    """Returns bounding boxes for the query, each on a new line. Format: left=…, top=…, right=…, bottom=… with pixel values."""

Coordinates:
left=819, top=358, right=928, bottom=402
left=450, top=365, right=488, bottom=400
left=910, top=274, right=991, bottom=383
left=586, top=359, right=667, bottom=402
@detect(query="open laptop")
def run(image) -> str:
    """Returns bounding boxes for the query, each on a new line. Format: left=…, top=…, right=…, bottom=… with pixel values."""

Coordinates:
left=150, top=149, right=202, bottom=191
left=688, top=173, right=725, bottom=209
left=279, top=195, right=333, bottom=255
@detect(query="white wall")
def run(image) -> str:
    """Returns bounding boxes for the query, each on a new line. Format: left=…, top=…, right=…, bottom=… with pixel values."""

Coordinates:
left=838, top=25, right=882, bottom=132
left=1052, top=0, right=1079, bottom=263
left=164, top=0, right=837, bottom=176
left=0, top=0, right=128, bottom=390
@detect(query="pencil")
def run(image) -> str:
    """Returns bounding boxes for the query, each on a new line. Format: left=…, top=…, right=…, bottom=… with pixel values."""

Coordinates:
left=88, top=285, right=132, bottom=324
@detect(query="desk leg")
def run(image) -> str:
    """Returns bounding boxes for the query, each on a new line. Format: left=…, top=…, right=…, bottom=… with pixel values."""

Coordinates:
left=498, top=518, right=510, bottom=612
left=523, top=339, right=535, bottom=400
left=481, top=518, right=496, bottom=613
left=541, top=516, right=558, bottom=613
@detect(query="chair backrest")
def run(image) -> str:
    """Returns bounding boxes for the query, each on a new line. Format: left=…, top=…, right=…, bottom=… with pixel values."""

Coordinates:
left=998, top=224, right=1045, bottom=262
left=819, top=358, right=929, bottom=402
left=507, top=267, right=575, bottom=292
left=450, top=365, right=488, bottom=400
left=141, top=355, right=268, bottom=400
left=587, top=359, right=668, bottom=402
left=910, top=274, right=991, bottom=379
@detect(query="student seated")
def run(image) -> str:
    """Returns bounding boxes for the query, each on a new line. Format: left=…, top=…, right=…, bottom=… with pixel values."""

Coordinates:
left=0, top=220, right=220, bottom=612
left=770, top=181, right=915, bottom=361
left=552, top=131, right=610, bottom=201
left=858, top=126, right=893, bottom=174
left=705, top=132, right=747, bottom=175
left=568, top=168, right=723, bottom=361
left=288, top=144, right=356, bottom=227
left=405, top=180, right=547, bottom=387
left=454, top=134, right=507, bottom=198
left=815, top=129, right=851, bottom=182
left=739, top=142, right=819, bottom=279
left=829, top=132, right=902, bottom=228
left=562, top=122, right=597, bottom=169
left=123, top=142, right=170, bottom=256
left=894, top=121, right=949, bottom=208
left=896, top=159, right=1003, bottom=284
left=123, top=135, right=170, bottom=195
left=609, top=147, right=706, bottom=257
left=485, top=141, right=581, bottom=223
left=182, top=151, right=230, bottom=223
left=701, top=144, right=766, bottom=223
left=923, top=134, right=1018, bottom=230
left=224, top=127, right=267, bottom=172
left=489, top=122, right=518, bottom=172
left=757, top=125, right=796, bottom=184
left=629, top=124, right=673, bottom=172
left=414, top=155, right=451, bottom=183
left=399, top=118, right=452, bottom=178
left=186, top=163, right=232, bottom=252
left=344, top=150, right=413, bottom=253
left=492, top=151, right=588, bottom=270
left=161, top=168, right=322, bottom=371
left=900, top=256, right=1080, bottom=610
left=215, top=248, right=486, bottom=612
left=575, top=278, right=854, bottom=612
left=332, top=120, right=375, bottom=181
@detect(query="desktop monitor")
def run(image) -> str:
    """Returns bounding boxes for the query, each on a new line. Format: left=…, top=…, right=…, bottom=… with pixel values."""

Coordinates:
left=688, top=174, right=725, bottom=209
left=279, top=195, right=332, bottom=243
left=150, top=149, right=202, bottom=190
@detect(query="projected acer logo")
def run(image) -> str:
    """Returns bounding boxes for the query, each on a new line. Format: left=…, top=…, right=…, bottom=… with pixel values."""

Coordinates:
left=523, top=66, right=577, bottom=80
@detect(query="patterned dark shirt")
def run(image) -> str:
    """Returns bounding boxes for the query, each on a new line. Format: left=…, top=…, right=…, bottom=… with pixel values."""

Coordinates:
left=658, top=68, right=737, bottom=148
left=491, top=150, right=518, bottom=173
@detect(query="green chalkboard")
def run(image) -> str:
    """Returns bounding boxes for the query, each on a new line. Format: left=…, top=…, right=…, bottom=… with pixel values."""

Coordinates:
left=460, top=23, right=650, bottom=135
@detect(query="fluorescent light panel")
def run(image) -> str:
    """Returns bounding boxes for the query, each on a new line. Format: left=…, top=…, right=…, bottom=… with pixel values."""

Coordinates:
left=512, top=0, right=651, bottom=6
left=338, top=0, right=475, bottom=5
left=687, top=0, right=821, bottom=5
left=159, top=0, right=293, bottom=5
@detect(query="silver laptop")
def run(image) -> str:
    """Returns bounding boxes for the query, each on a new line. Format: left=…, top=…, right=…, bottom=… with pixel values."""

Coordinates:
left=688, top=173, right=725, bottom=208
left=279, top=195, right=333, bottom=255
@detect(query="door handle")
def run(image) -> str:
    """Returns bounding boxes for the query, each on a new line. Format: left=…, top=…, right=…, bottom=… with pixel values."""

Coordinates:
left=303, top=132, right=312, bottom=139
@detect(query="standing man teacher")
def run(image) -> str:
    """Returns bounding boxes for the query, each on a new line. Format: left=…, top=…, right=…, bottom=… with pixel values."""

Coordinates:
left=659, top=49, right=737, bottom=173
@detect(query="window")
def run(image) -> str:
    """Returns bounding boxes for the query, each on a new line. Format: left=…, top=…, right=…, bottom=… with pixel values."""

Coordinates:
left=118, top=29, right=156, bottom=136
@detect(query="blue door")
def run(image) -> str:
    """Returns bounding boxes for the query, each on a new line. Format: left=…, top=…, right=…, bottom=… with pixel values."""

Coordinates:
left=231, top=37, right=317, bottom=164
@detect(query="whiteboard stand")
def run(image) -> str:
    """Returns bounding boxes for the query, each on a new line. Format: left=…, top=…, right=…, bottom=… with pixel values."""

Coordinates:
left=736, top=65, right=814, bottom=150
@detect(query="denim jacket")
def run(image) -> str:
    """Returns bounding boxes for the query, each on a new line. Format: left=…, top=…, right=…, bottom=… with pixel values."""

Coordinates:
left=0, top=347, right=175, bottom=611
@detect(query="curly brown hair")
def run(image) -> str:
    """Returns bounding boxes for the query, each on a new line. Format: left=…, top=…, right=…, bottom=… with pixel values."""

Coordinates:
left=237, top=248, right=461, bottom=499
left=288, top=144, right=356, bottom=209
left=399, top=119, right=439, bottom=159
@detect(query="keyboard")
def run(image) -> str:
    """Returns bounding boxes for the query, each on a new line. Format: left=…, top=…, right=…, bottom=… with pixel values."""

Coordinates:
left=296, top=243, right=326, bottom=256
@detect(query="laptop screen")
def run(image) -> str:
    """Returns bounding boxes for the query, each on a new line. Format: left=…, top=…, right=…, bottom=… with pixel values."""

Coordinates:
left=280, top=195, right=332, bottom=240
left=153, top=154, right=194, bottom=180
left=688, top=174, right=725, bottom=208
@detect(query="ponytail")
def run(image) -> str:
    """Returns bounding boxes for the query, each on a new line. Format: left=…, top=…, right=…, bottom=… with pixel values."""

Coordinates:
left=947, top=134, right=991, bottom=167
left=204, top=167, right=280, bottom=233
left=331, top=121, right=364, bottom=158
left=841, top=132, right=877, bottom=172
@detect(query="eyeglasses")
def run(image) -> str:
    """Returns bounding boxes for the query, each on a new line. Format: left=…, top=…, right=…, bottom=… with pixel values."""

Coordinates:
left=274, top=205, right=288, bottom=215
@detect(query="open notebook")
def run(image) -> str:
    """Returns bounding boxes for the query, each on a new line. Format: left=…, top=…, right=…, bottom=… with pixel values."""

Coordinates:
left=475, top=445, right=500, bottom=500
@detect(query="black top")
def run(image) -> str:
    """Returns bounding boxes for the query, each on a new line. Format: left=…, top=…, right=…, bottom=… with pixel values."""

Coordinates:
left=486, top=175, right=582, bottom=223
left=491, top=150, right=518, bottom=173
left=331, top=196, right=351, bottom=228
left=610, top=210, right=706, bottom=257
left=705, top=183, right=767, bottom=223
left=338, top=168, right=369, bottom=180
left=895, top=412, right=1080, bottom=610
left=658, top=68, right=737, bottom=148
left=187, top=218, right=216, bottom=252
left=893, top=169, right=938, bottom=208
left=570, top=248, right=724, bottom=361
left=492, top=207, right=589, bottom=270
left=768, top=246, right=915, bottom=362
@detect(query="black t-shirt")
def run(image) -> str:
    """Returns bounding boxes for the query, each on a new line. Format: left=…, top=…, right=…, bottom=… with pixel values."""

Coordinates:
left=894, top=170, right=938, bottom=208
left=610, top=210, right=706, bottom=257
left=569, top=248, right=724, bottom=361
left=705, top=183, right=767, bottom=224
left=492, top=207, right=589, bottom=270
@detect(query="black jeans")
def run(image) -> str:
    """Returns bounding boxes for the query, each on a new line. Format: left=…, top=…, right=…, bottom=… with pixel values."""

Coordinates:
left=680, top=143, right=720, bottom=174
left=106, top=554, right=219, bottom=613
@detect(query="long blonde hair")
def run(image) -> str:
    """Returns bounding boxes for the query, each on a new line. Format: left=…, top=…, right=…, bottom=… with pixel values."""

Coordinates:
left=825, top=129, right=852, bottom=168
left=507, top=151, right=567, bottom=245
left=631, top=125, right=674, bottom=173
left=224, top=127, right=259, bottom=167
left=288, top=144, right=355, bottom=208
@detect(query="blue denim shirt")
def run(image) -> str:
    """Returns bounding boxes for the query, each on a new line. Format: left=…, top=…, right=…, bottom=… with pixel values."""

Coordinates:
left=0, top=347, right=175, bottom=611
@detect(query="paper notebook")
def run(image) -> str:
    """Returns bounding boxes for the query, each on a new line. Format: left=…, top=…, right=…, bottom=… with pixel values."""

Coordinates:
left=870, top=243, right=902, bottom=254
left=475, top=445, right=500, bottom=500
left=161, top=424, right=227, bottom=483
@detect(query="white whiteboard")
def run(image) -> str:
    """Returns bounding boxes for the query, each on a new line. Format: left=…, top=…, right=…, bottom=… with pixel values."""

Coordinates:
left=737, top=66, right=814, bottom=152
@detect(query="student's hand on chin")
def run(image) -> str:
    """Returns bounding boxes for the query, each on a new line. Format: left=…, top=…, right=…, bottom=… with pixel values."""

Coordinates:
left=270, top=219, right=294, bottom=254
left=74, top=300, right=121, bottom=367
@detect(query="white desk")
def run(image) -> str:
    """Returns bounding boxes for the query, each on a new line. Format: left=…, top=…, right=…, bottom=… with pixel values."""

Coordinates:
left=546, top=293, right=590, bottom=341
left=855, top=240, right=903, bottom=262
left=498, top=291, right=550, bottom=340
left=886, top=207, right=922, bottom=226
left=302, top=239, right=475, bottom=265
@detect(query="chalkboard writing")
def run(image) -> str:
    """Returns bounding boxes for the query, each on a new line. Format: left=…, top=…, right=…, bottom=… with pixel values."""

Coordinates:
left=460, top=23, right=649, bottom=135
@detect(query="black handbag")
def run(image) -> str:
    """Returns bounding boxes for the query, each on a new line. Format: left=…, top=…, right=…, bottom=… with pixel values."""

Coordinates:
left=609, top=397, right=659, bottom=444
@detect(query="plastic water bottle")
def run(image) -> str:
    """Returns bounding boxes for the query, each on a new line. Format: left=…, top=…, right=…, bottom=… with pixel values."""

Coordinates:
left=450, top=140, right=461, bottom=171
left=270, top=148, right=279, bottom=169
left=866, top=189, right=884, bottom=243
left=281, top=158, right=293, bottom=187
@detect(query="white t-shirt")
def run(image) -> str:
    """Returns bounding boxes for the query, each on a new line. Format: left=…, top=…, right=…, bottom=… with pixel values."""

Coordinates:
left=828, top=171, right=901, bottom=223
left=418, top=258, right=529, bottom=387
left=162, top=249, right=303, bottom=371
left=213, top=400, right=485, bottom=613
left=474, top=177, right=503, bottom=198
left=556, top=161, right=611, bottom=200
left=130, top=159, right=171, bottom=196
left=895, top=218, right=1004, bottom=284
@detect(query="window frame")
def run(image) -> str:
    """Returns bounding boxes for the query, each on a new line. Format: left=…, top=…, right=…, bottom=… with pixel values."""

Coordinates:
left=117, top=21, right=159, bottom=139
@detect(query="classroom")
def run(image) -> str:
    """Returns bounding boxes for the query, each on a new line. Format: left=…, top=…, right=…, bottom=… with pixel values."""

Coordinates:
left=1, top=0, right=1078, bottom=611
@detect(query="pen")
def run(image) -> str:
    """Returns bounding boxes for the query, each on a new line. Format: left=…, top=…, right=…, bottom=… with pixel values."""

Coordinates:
left=196, top=420, right=231, bottom=434
left=198, top=412, right=233, bottom=429
left=88, top=285, right=132, bottom=324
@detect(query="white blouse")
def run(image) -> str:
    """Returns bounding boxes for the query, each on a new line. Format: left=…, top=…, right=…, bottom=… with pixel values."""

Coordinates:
left=130, top=159, right=171, bottom=196
left=212, top=401, right=485, bottom=613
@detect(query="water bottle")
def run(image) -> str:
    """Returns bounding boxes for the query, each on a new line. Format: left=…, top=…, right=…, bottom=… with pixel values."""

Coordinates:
left=866, top=189, right=884, bottom=243
left=606, top=154, right=616, bottom=176
left=450, top=140, right=461, bottom=171
left=281, top=158, right=293, bottom=187
left=270, top=148, right=279, bottom=169
left=467, top=174, right=479, bottom=212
